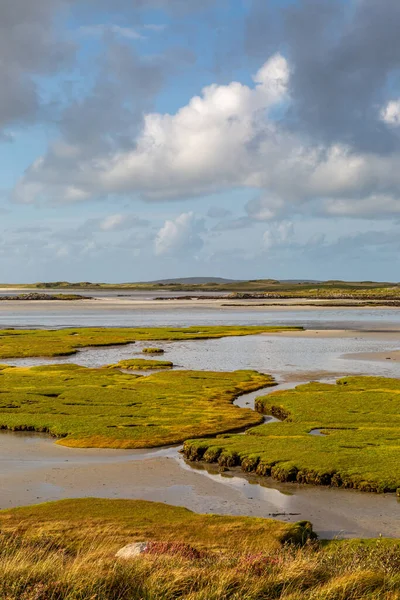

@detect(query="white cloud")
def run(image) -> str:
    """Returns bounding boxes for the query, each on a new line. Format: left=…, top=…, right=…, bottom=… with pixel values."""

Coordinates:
left=154, top=212, right=204, bottom=256
left=380, top=100, right=400, bottom=126
left=12, top=53, right=400, bottom=221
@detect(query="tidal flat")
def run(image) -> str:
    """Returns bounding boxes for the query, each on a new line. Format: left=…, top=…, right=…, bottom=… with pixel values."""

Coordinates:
left=0, top=318, right=399, bottom=545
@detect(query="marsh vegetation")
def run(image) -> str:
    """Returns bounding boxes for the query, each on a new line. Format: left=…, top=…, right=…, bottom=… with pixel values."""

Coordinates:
left=184, top=376, right=400, bottom=493
left=0, top=325, right=302, bottom=359
left=0, top=363, right=274, bottom=448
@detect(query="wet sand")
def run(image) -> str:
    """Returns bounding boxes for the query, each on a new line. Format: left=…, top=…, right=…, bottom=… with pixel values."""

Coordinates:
left=272, top=328, right=400, bottom=338
left=0, top=306, right=399, bottom=539
left=344, top=349, right=400, bottom=363
left=0, top=431, right=398, bottom=539
left=0, top=296, right=400, bottom=311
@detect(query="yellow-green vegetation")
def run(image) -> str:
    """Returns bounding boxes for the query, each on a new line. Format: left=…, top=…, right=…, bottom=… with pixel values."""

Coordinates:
left=0, top=498, right=310, bottom=551
left=109, top=358, right=173, bottom=370
left=0, top=325, right=301, bottom=359
left=184, top=376, right=400, bottom=493
left=0, top=499, right=399, bottom=600
left=0, top=363, right=273, bottom=448
left=227, top=282, right=400, bottom=300
left=9, top=278, right=400, bottom=295
left=142, top=347, right=165, bottom=354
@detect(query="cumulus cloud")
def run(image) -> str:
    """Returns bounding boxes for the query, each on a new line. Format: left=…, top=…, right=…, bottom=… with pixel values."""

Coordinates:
left=381, top=100, right=400, bottom=126
left=14, top=49, right=400, bottom=221
left=246, top=0, right=400, bottom=151
left=8, top=0, right=400, bottom=229
left=13, top=53, right=290, bottom=203
left=154, top=212, right=204, bottom=256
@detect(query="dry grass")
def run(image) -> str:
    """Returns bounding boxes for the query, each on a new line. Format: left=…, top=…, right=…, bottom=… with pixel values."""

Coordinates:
left=0, top=499, right=398, bottom=600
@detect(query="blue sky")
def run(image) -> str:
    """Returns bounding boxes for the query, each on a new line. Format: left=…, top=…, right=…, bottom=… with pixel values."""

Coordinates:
left=1, top=0, right=400, bottom=283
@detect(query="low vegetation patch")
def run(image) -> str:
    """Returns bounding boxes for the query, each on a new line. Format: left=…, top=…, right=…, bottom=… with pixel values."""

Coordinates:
left=142, top=347, right=165, bottom=354
left=0, top=325, right=302, bottom=359
left=184, top=376, right=400, bottom=493
left=0, top=293, right=92, bottom=301
left=0, top=499, right=399, bottom=600
left=109, top=358, right=173, bottom=370
left=0, top=363, right=272, bottom=448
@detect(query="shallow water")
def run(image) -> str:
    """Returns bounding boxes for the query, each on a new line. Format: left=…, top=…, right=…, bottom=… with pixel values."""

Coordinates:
left=1, top=294, right=400, bottom=330
left=1, top=302, right=400, bottom=538
left=9, top=333, right=400, bottom=380
left=0, top=429, right=398, bottom=539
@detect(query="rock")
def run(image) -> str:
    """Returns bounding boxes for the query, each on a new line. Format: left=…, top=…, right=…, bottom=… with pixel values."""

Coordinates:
left=115, top=542, right=148, bottom=559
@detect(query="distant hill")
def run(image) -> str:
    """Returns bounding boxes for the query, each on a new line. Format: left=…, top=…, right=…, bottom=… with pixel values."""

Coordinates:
left=280, top=279, right=321, bottom=284
left=147, top=277, right=242, bottom=285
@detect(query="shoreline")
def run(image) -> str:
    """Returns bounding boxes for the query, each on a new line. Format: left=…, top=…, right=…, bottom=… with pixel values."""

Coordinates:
left=1, top=292, right=400, bottom=311
left=0, top=430, right=398, bottom=539
left=0, top=321, right=399, bottom=538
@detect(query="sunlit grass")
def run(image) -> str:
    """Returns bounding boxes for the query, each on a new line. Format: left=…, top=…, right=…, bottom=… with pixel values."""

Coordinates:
left=0, top=499, right=398, bottom=600
left=184, top=376, right=400, bottom=492
left=0, top=325, right=302, bottom=359
left=0, top=363, right=274, bottom=448
left=108, top=358, right=173, bottom=370
left=142, top=347, right=165, bottom=354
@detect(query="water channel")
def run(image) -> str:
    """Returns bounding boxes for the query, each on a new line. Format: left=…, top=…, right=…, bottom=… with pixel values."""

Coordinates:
left=0, top=298, right=399, bottom=538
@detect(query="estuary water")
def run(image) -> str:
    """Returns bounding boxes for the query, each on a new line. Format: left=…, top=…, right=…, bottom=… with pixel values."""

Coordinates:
left=8, top=333, right=400, bottom=380
left=1, top=289, right=400, bottom=330
left=0, top=294, right=399, bottom=538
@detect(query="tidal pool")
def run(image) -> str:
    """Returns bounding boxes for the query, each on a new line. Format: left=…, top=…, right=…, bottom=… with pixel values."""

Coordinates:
left=0, top=429, right=398, bottom=540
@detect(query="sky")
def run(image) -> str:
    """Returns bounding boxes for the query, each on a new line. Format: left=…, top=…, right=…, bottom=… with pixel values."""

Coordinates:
left=1, top=0, right=400, bottom=283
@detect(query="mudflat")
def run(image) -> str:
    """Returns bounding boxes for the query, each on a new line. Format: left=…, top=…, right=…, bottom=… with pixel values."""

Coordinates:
left=0, top=431, right=398, bottom=539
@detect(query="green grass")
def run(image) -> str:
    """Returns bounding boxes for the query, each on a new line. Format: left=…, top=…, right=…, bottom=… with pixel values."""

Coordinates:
left=108, top=358, right=173, bottom=370
left=184, top=376, right=400, bottom=493
left=0, top=498, right=309, bottom=551
left=0, top=325, right=302, bottom=359
left=0, top=499, right=399, bottom=600
left=0, top=363, right=274, bottom=448
left=7, top=278, right=400, bottom=294
left=142, top=347, right=165, bottom=354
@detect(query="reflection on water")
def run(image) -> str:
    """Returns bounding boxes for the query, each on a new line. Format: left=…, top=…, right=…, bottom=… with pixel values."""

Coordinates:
left=8, top=334, right=400, bottom=380
left=1, top=300, right=400, bottom=539
left=0, top=429, right=398, bottom=539
left=1, top=294, right=400, bottom=330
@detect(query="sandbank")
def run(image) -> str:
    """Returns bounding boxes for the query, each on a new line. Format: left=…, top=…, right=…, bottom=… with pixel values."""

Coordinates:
left=0, top=294, right=400, bottom=311
left=343, top=349, right=400, bottom=363
left=268, top=328, right=400, bottom=338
